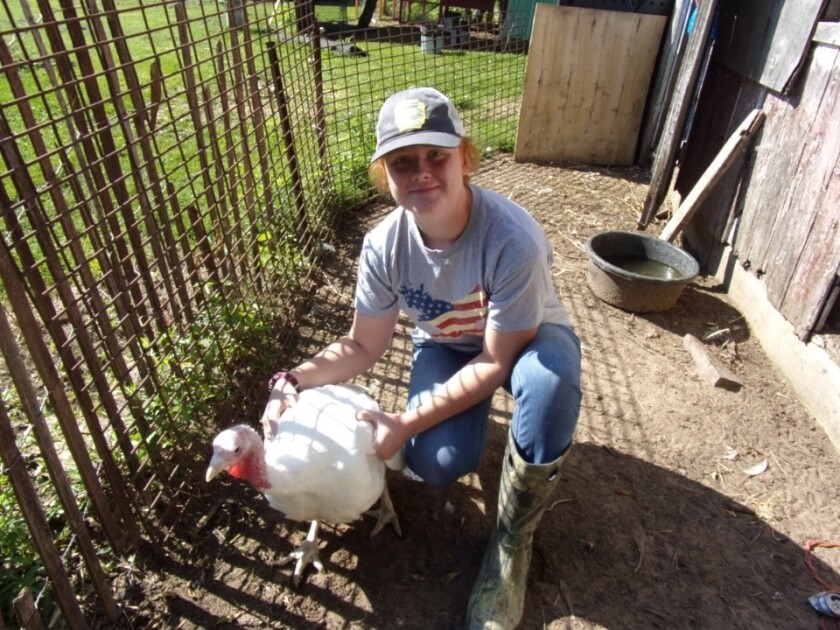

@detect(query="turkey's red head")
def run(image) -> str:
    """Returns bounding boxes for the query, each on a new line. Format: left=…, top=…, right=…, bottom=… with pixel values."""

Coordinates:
left=206, top=424, right=270, bottom=489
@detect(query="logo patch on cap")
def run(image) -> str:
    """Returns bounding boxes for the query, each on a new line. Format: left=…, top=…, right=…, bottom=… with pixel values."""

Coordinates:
left=393, top=99, right=427, bottom=132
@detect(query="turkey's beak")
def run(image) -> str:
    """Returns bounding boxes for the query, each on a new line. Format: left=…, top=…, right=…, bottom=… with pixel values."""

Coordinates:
left=206, top=455, right=224, bottom=482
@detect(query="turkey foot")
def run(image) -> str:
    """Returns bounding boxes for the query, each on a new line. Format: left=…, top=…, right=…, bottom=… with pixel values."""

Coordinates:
left=365, top=482, right=402, bottom=538
left=279, top=520, right=324, bottom=586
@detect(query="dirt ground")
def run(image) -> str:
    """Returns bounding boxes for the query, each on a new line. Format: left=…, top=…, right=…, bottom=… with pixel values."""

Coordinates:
left=119, top=156, right=840, bottom=629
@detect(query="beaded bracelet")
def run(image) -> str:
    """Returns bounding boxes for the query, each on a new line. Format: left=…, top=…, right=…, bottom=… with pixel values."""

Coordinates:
left=268, top=370, right=301, bottom=394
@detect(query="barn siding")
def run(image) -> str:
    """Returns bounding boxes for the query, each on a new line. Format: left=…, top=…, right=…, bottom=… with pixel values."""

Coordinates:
left=675, top=63, right=766, bottom=248
left=676, top=41, right=840, bottom=340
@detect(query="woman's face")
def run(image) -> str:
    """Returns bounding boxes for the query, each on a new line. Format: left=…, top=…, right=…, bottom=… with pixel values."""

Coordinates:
left=382, top=145, right=467, bottom=217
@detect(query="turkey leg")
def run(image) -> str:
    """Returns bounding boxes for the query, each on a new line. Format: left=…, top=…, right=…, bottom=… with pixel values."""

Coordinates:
left=366, top=481, right=402, bottom=538
left=279, top=519, right=324, bottom=586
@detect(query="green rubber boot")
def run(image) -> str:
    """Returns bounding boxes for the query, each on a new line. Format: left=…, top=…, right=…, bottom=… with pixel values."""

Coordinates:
left=465, top=432, right=569, bottom=629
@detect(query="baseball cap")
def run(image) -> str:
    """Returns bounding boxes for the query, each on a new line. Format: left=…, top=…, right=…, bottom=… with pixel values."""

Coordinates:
left=371, top=87, right=465, bottom=162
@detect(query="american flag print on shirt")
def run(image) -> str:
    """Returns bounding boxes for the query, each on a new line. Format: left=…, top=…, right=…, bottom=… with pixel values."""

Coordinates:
left=398, top=283, right=488, bottom=339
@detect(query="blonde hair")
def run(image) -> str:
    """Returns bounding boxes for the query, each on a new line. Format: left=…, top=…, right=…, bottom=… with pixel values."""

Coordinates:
left=368, top=137, right=482, bottom=193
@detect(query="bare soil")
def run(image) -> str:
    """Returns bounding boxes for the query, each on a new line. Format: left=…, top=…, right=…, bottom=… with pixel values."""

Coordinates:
left=119, top=156, right=840, bottom=629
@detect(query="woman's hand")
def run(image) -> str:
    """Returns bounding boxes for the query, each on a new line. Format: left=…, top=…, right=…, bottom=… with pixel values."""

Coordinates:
left=357, top=408, right=409, bottom=461
left=260, top=385, right=298, bottom=440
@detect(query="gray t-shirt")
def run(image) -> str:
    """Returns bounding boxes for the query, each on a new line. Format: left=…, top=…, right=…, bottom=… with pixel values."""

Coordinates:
left=355, top=185, right=572, bottom=351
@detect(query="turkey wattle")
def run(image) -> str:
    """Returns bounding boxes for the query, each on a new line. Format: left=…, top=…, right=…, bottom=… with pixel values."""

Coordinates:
left=206, top=383, right=403, bottom=584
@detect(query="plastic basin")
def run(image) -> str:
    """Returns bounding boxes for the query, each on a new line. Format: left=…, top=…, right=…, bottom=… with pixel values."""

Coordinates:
left=585, top=230, right=699, bottom=313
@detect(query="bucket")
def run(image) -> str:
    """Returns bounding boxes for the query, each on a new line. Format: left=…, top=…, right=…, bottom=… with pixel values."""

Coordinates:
left=585, top=231, right=699, bottom=313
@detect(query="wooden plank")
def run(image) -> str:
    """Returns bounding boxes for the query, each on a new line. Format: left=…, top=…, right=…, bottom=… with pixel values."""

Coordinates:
left=515, top=5, right=666, bottom=166
left=174, top=2, right=223, bottom=259
left=813, top=22, right=840, bottom=47
left=201, top=83, right=239, bottom=285
left=100, top=0, right=191, bottom=325
left=267, top=40, right=310, bottom=239
left=754, top=45, right=838, bottom=274
left=715, top=0, right=825, bottom=93
left=677, top=68, right=768, bottom=259
left=660, top=109, right=765, bottom=242
left=704, top=71, right=768, bottom=243
left=674, top=61, right=746, bottom=246
left=638, top=0, right=691, bottom=168
left=683, top=334, right=742, bottom=390
left=213, top=39, right=253, bottom=291
left=0, top=37, right=154, bottom=431
left=13, top=589, right=44, bottom=630
left=768, top=46, right=840, bottom=337
left=310, top=29, right=330, bottom=182
left=639, top=0, right=718, bottom=227
left=732, top=90, right=794, bottom=266
left=226, top=25, right=263, bottom=280
left=238, top=15, right=277, bottom=220
left=786, top=155, right=840, bottom=339
left=726, top=43, right=840, bottom=339
left=0, top=403, right=88, bottom=629
left=733, top=43, right=836, bottom=269
left=47, top=2, right=160, bottom=478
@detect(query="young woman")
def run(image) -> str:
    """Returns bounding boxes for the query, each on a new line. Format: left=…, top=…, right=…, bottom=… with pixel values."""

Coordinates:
left=264, top=87, right=582, bottom=629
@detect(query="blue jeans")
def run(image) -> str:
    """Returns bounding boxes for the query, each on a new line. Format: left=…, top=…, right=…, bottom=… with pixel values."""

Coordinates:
left=404, top=323, right=582, bottom=486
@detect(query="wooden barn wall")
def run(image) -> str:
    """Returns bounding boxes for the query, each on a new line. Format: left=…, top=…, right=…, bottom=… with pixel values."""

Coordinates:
left=675, top=41, right=840, bottom=340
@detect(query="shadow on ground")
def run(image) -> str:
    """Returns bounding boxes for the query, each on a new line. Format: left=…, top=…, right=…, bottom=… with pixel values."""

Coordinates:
left=137, top=422, right=837, bottom=629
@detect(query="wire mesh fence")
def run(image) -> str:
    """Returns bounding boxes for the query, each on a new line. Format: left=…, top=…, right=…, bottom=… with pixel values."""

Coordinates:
left=0, top=0, right=532, bottom=624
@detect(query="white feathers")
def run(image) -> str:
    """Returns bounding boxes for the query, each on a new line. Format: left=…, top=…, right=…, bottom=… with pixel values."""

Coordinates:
left=262, top=384, right=401, bottom=523
left=206, top=383, right=403, bottom=584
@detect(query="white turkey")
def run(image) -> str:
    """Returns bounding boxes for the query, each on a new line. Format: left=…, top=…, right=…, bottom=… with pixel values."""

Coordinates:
left=206, top=383, right=403, bottom=584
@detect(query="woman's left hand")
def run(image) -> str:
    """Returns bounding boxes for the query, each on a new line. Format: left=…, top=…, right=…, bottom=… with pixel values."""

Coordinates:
left=357, top=408, right=408, bottom=461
